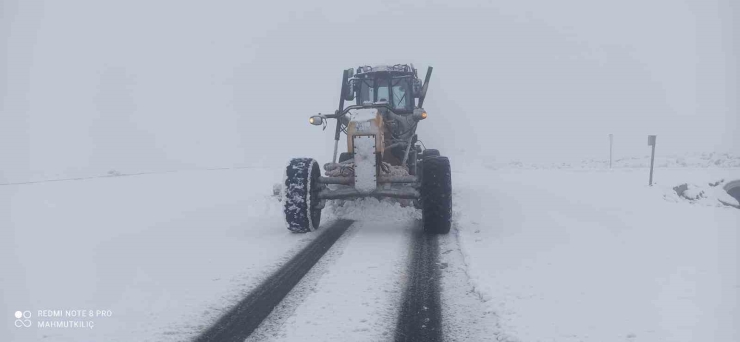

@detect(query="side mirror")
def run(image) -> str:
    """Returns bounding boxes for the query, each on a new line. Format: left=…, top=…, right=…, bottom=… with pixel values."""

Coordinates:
left=343, top=78, right=355, bottom=101
left=309, top=115, right=324, bottom=126
left=343, top=68, right=356, bottom=101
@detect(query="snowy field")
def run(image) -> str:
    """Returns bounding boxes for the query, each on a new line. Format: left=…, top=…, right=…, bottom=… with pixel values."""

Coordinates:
left=2, top=168, right=305, bottom=341
left=454, top=162, right=739, bottom=342
left=2, top=158, right=739, bottom=341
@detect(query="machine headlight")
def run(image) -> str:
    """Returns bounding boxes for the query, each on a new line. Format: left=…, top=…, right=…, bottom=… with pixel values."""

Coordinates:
left=309, top=115, right=324, bottom=125
left=412, top=110, right=427, bottom=121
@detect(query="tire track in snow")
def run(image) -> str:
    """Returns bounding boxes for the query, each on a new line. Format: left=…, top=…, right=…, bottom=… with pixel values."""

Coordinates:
left=250, top=218, right=416, bottom=342
left=395, top=228, right=443, bottom=342
left=194, top=219, right=354, bottom=342
left=243, top=219, right=364, bottom=342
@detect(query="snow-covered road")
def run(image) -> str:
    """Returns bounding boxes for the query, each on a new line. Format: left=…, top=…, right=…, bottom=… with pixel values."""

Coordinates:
left=246, top=218, right=415, bottom=342
left=2, top=160, right=738, bottom=342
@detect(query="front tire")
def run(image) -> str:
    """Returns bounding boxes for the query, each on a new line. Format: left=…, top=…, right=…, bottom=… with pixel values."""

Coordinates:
left=421, top=156, right=452, bottom=234
left=283, top=158, right=322, bottom=233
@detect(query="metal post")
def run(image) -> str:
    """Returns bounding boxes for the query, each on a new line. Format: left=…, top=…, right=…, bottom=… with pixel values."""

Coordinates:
left=401, top=127, right=418, bottom=167
left=333, top=69, right=349, bottom=163
left=332, top=139, right=340, bottom=163
left=609, top=134, right=613, bottom=169
left=648, top=135, right=657, bottom=186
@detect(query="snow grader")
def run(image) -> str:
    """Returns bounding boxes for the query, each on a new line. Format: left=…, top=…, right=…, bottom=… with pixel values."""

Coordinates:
left=282, top=64, right=451, bottom=234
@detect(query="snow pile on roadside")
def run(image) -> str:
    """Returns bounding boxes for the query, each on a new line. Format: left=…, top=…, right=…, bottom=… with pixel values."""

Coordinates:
left=475, top=152, right=740, bottom=170
left=451, top=167, right=739, bottom=342
left=611, top=152, right=740, bottom=168
left=664, top=179, right=740, bottom=208
left=326, top=198, right=420, bottom=222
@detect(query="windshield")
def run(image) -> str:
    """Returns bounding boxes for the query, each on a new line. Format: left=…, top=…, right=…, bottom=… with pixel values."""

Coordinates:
left=391, top=78, right=410, bottom=110
left=357, top=76, right=413, bottom=112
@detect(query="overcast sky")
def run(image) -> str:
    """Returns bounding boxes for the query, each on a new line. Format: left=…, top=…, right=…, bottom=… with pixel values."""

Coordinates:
left=1, top=0, right=737, bottom=181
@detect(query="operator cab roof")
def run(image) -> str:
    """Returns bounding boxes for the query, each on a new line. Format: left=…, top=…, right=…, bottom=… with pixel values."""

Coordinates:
left=355, top=64, right=416, bottom=77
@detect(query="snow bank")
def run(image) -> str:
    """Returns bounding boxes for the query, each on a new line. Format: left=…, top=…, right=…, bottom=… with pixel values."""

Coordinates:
left=452, top=167, right=739, bottom=342
left=664, top=179, right=740, bottom=208
left=473, top=152, right=740, bottom=170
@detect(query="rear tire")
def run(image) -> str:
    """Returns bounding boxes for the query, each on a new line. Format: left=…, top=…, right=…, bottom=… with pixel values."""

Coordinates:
left=283, top=158, right=322, bottom=233
left=423, top=149, right=440, bottom=158
left=421, top=156, right=452, bottom=234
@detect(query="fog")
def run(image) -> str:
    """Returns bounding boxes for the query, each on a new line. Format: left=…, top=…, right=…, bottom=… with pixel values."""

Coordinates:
left=1, top=0, right=737, bottom=182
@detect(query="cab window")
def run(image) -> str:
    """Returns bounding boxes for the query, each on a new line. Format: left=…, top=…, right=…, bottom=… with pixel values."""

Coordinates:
left=357, top=76, right=413, bottom=112
left=358, top=79, right=375, bottom=104
left=376, top=79, right=389, bottom=103
left=391, top=78, right=412, bottom=112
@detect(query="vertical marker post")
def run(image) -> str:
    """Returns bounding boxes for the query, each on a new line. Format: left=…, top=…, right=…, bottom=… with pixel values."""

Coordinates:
left=648, top=135, right=657, bottom=186
left=609, top=134, right=613, bottom=169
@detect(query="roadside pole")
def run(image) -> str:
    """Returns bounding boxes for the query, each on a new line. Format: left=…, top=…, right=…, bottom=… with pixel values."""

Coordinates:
left=609, top=134, right=613, bottom=169
left=648, top=135, right=656, bottom=186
